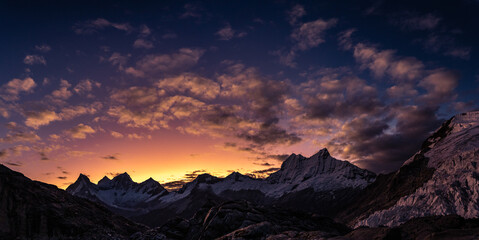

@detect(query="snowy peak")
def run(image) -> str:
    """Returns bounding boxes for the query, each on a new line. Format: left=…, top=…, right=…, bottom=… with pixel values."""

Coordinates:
left=67, top=173, right=168, bottom=210
left=111, top=172, right=134, bottom=188
left=138, top=178, right=166, bottom=195
left=267, top=148, right=376, bottom=186
left=98, top=176, right=112, bottom=189
left=310, top=148, right=331, bottom=160
left=225, top=172, right=252, bottom=182
left=66, top=173, right=97, bottom=196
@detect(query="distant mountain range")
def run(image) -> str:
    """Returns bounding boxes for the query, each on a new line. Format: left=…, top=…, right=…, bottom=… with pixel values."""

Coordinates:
left=2, top=111, right=479, bottom=239
left=66, top=147, right=376, bottom=227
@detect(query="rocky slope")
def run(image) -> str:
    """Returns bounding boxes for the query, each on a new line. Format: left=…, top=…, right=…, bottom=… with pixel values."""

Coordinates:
left=0, top=164, right=145, bottom=240
left=341, top=111, right=479, bottom=228
left=130, top=200, right=351, bottom=240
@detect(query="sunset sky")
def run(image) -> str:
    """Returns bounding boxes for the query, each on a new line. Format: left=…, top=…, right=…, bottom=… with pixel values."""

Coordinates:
left=1, top=0, right=478, bottom=189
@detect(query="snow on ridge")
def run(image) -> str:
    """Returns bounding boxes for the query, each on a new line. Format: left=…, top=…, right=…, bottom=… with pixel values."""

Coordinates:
left=160, top=148, right=376, bottom=202
left=357, top=111, right=479, bottom=227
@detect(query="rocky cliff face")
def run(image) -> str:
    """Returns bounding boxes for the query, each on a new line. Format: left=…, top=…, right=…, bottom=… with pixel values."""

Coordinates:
left=342, top=111, right=479, bottom=227
left=0, top=164, right=144, bottom=240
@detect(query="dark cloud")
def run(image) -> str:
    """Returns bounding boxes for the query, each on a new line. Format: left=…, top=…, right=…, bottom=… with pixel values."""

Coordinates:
left=162, top=169, right=210, bottom=191
left=73, top=18, right=133, bottom=35
left=327, top=106, right=443, bottom=173
left=162, top=180, right=186, bottom=191
left=40, top=152, right=49, bottom=161
left=57, top=176, right=67, bottom=180
left=237, top=120, right=301, bottom=146
left=3, top=161, right=22, bottom=166
left=301, top=73, right=384, bottom=120
left=253, top=162, right=274, bottom=166
left=106, top=172, right=123, bottom=177
left=102, top=155, right=119, bottom=160
left=0, top=150, right=7, bottom=158
left=246, top=167, right=280, bottom=178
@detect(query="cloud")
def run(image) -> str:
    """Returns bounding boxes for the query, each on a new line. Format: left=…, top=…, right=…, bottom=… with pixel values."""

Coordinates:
left=277, top=17, right=337, bottom=67
left=299, top=72, right=383, bottom=120
left=246, top=167, right=280, bottom=178
left=102, top=154, right=119, bottom=160
left=67, top=151, right=93, bottom=157
left=107, top=52, right=130, bottom=70
left=133, top=39, right=154, bottom=49
left=288, top=4, right=306, bottom=25
left=0, top=132, right=40, bottom=143
left=59, top=103, right=102, bottom=120
left=215, top=24, right=247, bottom=40
left=40, top=152, right=49, bottom=161
left=111, top=131, right=124, bottom=138
left=162, top=33, right=177, bottom=39
left=25, top=110, right=60, bottom=129
left=65, top=124, right=96, bottom=139
left=292, top=18, right=338, bottom=51
left=156, top=73, right=220, bottom=99
left=139, top=25, right=151, bottom=36
left=74, top=18, right=133, bottom=34
left=127, top=133, right=144, bottom=140
left=237, top=120, right=301, bottom=146
left=353, top=43, right=424, bottom=80
left=126, top=48, right=205, bottom=77
left=52, top=88, right=72, bottom=100
left=325, top=105, right=443, bottom=173
left=35, top=44, right=51, bottom=52
left=1, top=77, right=37, bottom=101
left=162, top=169, right=210, bottom=190
left=24, top=55, right=46, bottom=65
left=3, top=161, right=22, bottom=166
left=180, top=3, right=203, bottom=19
left=73, top=79, right=101, bottom=94
left=418, top=69, right=459, bottom=105
left=397, top=13, right=441, bottom=30
left=444, top=47, right=471, bottom=60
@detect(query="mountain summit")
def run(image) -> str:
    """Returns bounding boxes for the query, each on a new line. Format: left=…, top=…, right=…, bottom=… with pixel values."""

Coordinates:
left=66, top=173, right=168, bottom=214
left=267, top=148, right=376, bottom=191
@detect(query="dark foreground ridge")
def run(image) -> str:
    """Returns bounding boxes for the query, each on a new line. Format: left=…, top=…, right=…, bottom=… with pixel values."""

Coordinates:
left=0, top=164, right=145, bottom=240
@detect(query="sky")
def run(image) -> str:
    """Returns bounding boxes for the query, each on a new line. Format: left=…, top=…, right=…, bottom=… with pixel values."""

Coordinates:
left=0, top=0, right=478, bottom=189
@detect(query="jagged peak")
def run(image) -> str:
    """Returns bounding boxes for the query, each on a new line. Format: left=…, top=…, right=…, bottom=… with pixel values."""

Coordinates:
left=97, top=176, right=112, bottom=187
left=140, top=177, right=159, bottom=185
left=225, top=171, right=250, bottom=181
left=100, top=176, right=110, bottom=181
left=112, top=172, right=132, bottom=182
left=310, top=148, right=330, bottom=159
left=77, top=173, right=91, bottom=183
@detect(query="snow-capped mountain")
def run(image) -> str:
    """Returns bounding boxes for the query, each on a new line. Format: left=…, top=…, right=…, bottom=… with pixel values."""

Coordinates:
left=159, top=148, right=376, bottom=203
left=354, top=111, right=479, bottom=227
left=66, top=172, right=168, bottom=213
left=67, top=148, right=376, bottom=227
left=267, top=148, right=376, bottom=193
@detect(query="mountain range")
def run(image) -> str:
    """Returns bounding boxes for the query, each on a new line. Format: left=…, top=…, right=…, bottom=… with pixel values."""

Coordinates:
left=2, top=111, right=479, bottom=239
left=66, top=148, right=376, bottom=227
